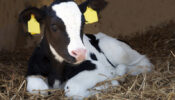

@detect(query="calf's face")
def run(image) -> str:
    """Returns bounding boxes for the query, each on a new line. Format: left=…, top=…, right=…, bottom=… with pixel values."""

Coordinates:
left=19, top=1, right=87, bottom=64
left=46, top=1, right=86, bottom=64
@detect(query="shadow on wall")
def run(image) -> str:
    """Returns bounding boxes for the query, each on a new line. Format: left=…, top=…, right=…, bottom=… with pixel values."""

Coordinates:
left=1, top=0, right=175, bottom=51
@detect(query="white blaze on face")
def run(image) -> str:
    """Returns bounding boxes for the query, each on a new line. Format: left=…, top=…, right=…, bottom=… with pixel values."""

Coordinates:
left=52, top=2, right=86, bottom=56
left=49, top=44, right=64, bottom=62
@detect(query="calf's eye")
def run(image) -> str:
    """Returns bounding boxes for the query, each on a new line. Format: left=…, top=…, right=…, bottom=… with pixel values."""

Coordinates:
left=51, top=24, right=58, bottom=32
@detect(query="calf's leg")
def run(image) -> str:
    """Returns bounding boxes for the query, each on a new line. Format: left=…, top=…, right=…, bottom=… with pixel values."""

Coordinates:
left=26, top=75, right=49, bottom=95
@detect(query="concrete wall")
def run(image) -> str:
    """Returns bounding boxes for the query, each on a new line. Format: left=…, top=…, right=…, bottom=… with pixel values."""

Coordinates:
left=0, top=0, right=175, bottom=51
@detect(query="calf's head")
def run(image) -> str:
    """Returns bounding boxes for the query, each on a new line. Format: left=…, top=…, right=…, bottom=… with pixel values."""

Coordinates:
left=19, top=0, right=107, bottom=64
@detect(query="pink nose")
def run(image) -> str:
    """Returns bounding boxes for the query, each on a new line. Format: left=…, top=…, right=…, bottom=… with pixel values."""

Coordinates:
left=71, top=48, right=87, bottom=62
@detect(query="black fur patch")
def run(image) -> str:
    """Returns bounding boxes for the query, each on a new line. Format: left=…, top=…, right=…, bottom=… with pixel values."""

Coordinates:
left=86, top=34, right=116, bottom=68
left=51, top=0, right=73, bottom=7
left=63, top=60, right=96, bottom=80
left=90, top=53, right=97, bottom=61
left=86, top=34, right=102, bottom=52
left=27, top=36, right=97, bottom=88
left=19, top=7, right=46, bottom=24
left=88, top=0, right=108, bottom=13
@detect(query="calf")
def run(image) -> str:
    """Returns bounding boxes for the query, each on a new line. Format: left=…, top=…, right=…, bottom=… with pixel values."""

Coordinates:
left=19, top=0, right=153, bottom=99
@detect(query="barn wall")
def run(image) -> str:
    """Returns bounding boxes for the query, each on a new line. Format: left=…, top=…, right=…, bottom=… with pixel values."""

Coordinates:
left=0, top=0, right=53, bottom=51
left=0, top=0, right=175, bottom=51
left=84, top=0, right=175, bottom=37
left=0, top=0, right=25, bottom=51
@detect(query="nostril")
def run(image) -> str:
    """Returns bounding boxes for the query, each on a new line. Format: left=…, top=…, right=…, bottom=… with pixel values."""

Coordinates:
left=71, top=50, right=77, bottom=57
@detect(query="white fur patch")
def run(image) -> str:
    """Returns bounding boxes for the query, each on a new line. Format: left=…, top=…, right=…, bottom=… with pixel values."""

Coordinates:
left=127, top=56, right=153, bottom=75
left=64, top=60, right=115, bottom=98
left=26, top=76, right=49, bottom=95
left=64, top=71, right=102, bottom=98
left=96, top=32, right=132, bottom=65
left=95, top=32, right=153, bottom=76
left=111, top=80, right=119, bottom=86
left=53, top=80, right=61, bottom=89
left=94, top=83, right=110, bottom=90
left=52, top=2, right=85, bottom=55
left=116, top=64, right=127, bottom=76
left=49, top=44, right=64, bottom=62
left=83, top=35, right=113, bottom=67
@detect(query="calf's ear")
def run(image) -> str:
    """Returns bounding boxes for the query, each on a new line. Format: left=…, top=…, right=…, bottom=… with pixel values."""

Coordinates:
left=19, top=7, right=47, bottom=36
left=88, top=0, right=108, bottom=13
left=19, top=7, right=46, bottom=24
left=79, top=0, right=108, bottom=13
left=78, top=0, right=89, bottom=13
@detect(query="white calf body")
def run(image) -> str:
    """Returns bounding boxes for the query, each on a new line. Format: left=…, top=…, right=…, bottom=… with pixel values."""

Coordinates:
left=64, top=32, right=153, bottom=99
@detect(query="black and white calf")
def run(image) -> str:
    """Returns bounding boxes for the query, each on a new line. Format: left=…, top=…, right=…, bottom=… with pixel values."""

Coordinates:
left=19, top=0, right=153, bottom=99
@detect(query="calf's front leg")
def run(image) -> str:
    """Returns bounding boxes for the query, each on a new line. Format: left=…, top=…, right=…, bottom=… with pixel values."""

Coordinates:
left=64, top=62, right=117, bottom=99
left=26, top=75, right=49, bottom=95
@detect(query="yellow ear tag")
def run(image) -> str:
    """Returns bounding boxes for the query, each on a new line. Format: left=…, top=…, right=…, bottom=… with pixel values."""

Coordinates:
left=28, top=14, right=41, bottom=35
left=84, top=7, right=98, bottom=24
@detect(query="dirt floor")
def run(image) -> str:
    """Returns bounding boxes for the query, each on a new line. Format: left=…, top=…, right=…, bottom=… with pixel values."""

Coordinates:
left=0, top=21, right=175, bottom=100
